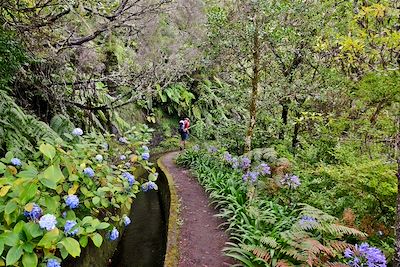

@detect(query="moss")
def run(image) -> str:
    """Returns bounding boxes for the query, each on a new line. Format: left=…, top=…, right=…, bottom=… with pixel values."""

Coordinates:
left=157, top=156, right=181, bottom=267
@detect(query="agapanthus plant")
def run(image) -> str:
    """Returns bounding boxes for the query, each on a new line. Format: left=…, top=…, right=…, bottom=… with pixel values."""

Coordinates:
left=280, top=174, right=301, bottom=189
left=344, top=242, right=386, bottom=267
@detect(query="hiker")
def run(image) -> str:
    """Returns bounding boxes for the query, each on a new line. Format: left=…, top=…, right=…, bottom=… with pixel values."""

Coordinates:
left=179, top=117, right=190, bottom=150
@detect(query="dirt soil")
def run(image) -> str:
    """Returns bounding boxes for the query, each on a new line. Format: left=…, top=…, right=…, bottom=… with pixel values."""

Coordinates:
left=161, top=152, right=235, bottom=267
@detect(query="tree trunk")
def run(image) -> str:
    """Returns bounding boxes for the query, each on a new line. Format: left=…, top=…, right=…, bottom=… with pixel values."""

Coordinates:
left=292, top=117, right=300, bottom=149
left=279, top=101, right=289, bottom=140
left=395, top=158, right=400, bottom=266
left=244, top=17, right=260, bottom=153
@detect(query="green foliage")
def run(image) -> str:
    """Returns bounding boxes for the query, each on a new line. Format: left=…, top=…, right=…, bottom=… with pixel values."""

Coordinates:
left=0, top=90, right=63, bottom=157
left=177, top=147, right=369, bottom=266
left=0, top=30, right=26, bottom=89
left=0, top=128, right=157, bottom=266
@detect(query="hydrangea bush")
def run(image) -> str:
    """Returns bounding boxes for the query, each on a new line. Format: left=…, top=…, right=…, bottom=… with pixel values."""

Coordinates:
left=0, top=127, right=156, bottom=266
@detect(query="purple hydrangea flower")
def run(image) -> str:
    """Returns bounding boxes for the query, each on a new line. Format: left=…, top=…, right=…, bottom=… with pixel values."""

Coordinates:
left=299, top=216, right=317, bottom=228
left=118, top=137, right=128, bottom=144
left=142, top=152, right=150, bottom=160
left=47, top=259, right=61, bottom=267
left=123, top=215, right=131, bottom=226
left=257, top=163, right=271, bottom=175
left=224, top=152, right=232, bottom=162
left=141, top=181, right=157, bottom=192
left=240, top=157, right=251, bottom=169
left=280, top=174, right=301, bottom=189
left=39, top=214, right=57, bottom=231
left=95, top=154, right=103, bottom=162
left=71, top=128, right=83, bottom=136
left=344, top=242, right=386, bottom=267
left=65, top=195, right=79, bottom=209
left=64, top=220, right=78, bottom=236
left=24, top=203, right=42, bottom=221
left=120, top=155, right=127, bottom=161
left=83, top=167, right=95, bottom=178
left=10, top=157, right=22, bottom=167
left=122, top=172, right=135, bottom=186
left=109, top=227, right=119, bottom=241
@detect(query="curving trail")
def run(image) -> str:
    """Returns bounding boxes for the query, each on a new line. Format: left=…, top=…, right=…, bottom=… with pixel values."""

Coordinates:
left=161, top=152, right=234, bottom=267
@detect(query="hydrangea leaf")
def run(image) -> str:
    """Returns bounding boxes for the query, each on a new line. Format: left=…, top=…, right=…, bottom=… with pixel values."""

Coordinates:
left=6, top=245, right=23, bottom=266
left=38, top=229, right=60, bottom=248
left=42, top=165, right=64, bottom=185
left=39, top=144, right=56, bottom=160
left=0, top=162, right=6, bottom=174
left=17, top=167, right=38, bottom=179
left=20, top=183, right=38, bottom=204
left=0, top=186, right=12, bottom=197
left=91, top=233, right=103, bottom=248
left=59, top=237, right=81, bottom=257
left=5, top=200, right=17, bottom=215
left=79, top=236, right=88, bottom=248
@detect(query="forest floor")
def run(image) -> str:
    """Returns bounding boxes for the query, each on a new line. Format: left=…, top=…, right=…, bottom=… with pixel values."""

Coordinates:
left=161, top=152, right=235, bottom=267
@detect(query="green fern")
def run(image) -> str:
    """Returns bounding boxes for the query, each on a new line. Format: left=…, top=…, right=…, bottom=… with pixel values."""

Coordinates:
left=0, top=90, right=63, bottom=157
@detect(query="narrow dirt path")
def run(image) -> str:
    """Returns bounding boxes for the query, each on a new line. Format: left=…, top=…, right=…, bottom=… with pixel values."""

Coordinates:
left=161, top=152, right=234, bottom=267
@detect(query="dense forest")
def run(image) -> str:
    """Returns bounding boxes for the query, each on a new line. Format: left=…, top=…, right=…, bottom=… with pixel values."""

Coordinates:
left=0, top=0, right=399, bottom=266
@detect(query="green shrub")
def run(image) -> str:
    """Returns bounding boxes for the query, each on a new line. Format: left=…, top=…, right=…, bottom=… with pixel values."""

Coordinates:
left=0, top=128, right=157, bottom=266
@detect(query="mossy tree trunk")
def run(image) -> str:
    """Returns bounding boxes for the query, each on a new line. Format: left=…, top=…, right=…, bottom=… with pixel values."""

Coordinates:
left=244, top=16, right=260, bottom=153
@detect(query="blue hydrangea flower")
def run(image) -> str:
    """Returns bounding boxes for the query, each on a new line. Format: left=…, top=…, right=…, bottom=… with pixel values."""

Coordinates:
left=65, top=195, right=79, bottom=209
left=71, top=128, right=83, bottom=136
left=39, top=214, right=57, bottom=231
left=109, top=227, right=119, bottom=241
left=280, top=174, right=301, bottom=189
left=123, top=215, right=131, bottom=226
left=142, top=152, right=150, bottom=160
left=122, top=172, right=135, bottom=186
left=64, top=220, right=78, bottom=236
left=10, top=157, right=22, bottom=167
left=142, top=145, right=149, bottom=152
left=47, top=259, right=61, bottom=267
left=24, top=203, right=42, bottom=221
left=344, top=242, right=386, bottom=267
left=83, top=167, right=95, bottom=178
left=119, top=155, right=126, bottom=161
left=118, top=137, right=128, bottom=144
left=95, top=154, right=103, bottom=162
left=257, top=163, right=271, bottom=175
left=299, top=216, right=317, bottom=228
left=242, top=171, right=259, bottom=183
left=240, top=157, right=251, bottom=169
left=141, top=181, right=157, bottom=192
